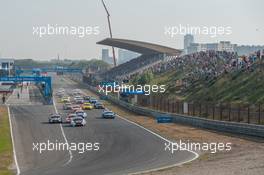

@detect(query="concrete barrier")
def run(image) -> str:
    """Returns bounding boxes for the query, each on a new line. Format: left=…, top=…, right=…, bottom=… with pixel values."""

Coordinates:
left=115, top=97, right=264, bottom=138
left=72, top=77, right=264, bottom=138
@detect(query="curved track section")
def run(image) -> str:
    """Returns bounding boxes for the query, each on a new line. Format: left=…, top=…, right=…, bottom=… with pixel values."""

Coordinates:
left=9, top=74, right=197, bottom=175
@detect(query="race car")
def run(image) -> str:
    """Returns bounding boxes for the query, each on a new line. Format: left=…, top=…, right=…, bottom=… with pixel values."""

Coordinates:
left=56, top=88, right=65, bottom=95
left=75, top=110, right=87, bottom=118
left=83, top=100, right=91, bottom=103
left=89, top=98, right=97, bottom=104
left=75, top=98, right=84, bottom=104
left=82, top=102, right=93, bottom=110
left=72, top=89, right=82, bottom=96
left=94, top=102, right=105, bottom=109
left=58, top=88, right=65, bottom=92
left=102, top=110, right=116, bottom=119
left=60, top=96, right=70, bottom=103
left=83, top=96, right=91, bottom=101
left=49, top=114, right=63, bottom=123
left=63, top=102, right=72, bottom=110
left=71, top=117, right=86, bottom=127
left=73, top=95, right=82, bottom=101
left=56, top=91, right=65, bottom=98
left=66, top=113, right=77, bottom=123
left=74, top=96, right=84, bottom=104
left=70, top=105, right=81, bottom=111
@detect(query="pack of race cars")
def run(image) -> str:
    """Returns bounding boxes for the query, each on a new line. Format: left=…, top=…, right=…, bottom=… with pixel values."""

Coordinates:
left=49, top=88, right=116, bottom=127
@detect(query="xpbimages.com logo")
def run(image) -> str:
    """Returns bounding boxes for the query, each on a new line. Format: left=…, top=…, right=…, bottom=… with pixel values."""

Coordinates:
left=164, top=24, right=232, bottom=38
left=32, top=140, right=100, bottom=154
left=98, top=83, right=166, bottom=96
left=33, top=24, right=100, bottom=38
left=165, top=140, right=232, bottom=154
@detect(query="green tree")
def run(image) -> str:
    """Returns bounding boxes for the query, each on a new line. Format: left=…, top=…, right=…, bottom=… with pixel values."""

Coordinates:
left=138, top=71, right=154, bottom=85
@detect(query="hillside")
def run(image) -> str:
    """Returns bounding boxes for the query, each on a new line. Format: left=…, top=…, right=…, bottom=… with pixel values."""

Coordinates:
left=148, top=61, right=264, bottom=104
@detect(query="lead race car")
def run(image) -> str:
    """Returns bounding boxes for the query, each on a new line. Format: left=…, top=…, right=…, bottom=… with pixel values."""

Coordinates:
left=102, top=110, right=116, bottom=119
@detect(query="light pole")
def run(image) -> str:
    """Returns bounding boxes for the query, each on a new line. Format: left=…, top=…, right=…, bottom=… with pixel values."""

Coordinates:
left=5, top=63, right=10, bottom=76
left=101, top=0, right=117, bottom=67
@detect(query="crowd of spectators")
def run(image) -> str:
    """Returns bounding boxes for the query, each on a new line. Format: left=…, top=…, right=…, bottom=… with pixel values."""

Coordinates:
left=150, top=51, right=237, bottom=82
left=228, top=50, right=264, bottom=72
left=100, top=49, right=264, bottom=86
left=101, top=53, right=164, bottom=80
left=142, top=50, right=264, bottom=85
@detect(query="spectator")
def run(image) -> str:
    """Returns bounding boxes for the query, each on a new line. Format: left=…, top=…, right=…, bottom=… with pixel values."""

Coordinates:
left=2, top=95, right=6, bottom=104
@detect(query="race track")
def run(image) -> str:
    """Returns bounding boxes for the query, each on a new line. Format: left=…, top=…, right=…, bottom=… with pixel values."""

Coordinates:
left=8, top=74, right=197, bottom=175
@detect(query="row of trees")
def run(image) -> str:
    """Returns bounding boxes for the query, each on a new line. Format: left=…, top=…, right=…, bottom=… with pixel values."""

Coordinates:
left=15, top=59, right=110, bottom=72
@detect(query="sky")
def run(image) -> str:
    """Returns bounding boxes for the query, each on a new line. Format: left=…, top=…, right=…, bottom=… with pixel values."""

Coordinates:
left=0, top=0, right=263, bottom=60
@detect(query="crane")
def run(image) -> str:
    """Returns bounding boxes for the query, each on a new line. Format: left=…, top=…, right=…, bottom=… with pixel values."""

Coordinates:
left=101, top=0, right=117, bottom=67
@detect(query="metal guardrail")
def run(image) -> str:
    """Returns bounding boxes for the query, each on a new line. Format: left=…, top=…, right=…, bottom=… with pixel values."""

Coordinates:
left=69, top=76, right=264, bottom=138
left=137, top=96, right=264, bottom=125
left=86, top=84, right=264, bottom=138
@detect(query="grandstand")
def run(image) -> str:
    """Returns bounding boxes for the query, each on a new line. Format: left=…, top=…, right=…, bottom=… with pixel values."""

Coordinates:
left=97, top=38, right=182, bottom=81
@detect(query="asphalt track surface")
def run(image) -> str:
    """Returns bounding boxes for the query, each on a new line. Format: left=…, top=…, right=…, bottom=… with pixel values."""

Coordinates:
left=8, top=74, right=197, bottom=175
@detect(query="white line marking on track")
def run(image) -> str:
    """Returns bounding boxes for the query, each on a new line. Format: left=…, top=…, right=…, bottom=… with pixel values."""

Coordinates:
left=52, top=98, right=73, bottom=166
left=7, top=105, right=21, bottom=175
left=69, top=78, right=200, bottom=173
left=117, top=114, right=199, bottom=174
left=102, top=107, right=199, bottom=175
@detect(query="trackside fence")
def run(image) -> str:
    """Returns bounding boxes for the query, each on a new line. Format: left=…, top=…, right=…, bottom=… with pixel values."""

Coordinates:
left=137, top=95, right=264, bottom=125
left=70, top=75, right=264, bottom=138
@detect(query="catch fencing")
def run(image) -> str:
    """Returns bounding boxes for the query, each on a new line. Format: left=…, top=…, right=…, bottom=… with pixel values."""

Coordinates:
left=137, top=95, right=264, bottom=125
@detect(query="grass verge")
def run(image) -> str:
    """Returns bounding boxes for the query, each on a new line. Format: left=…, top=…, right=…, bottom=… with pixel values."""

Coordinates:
left=0, top=106, right=13, bottom=175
